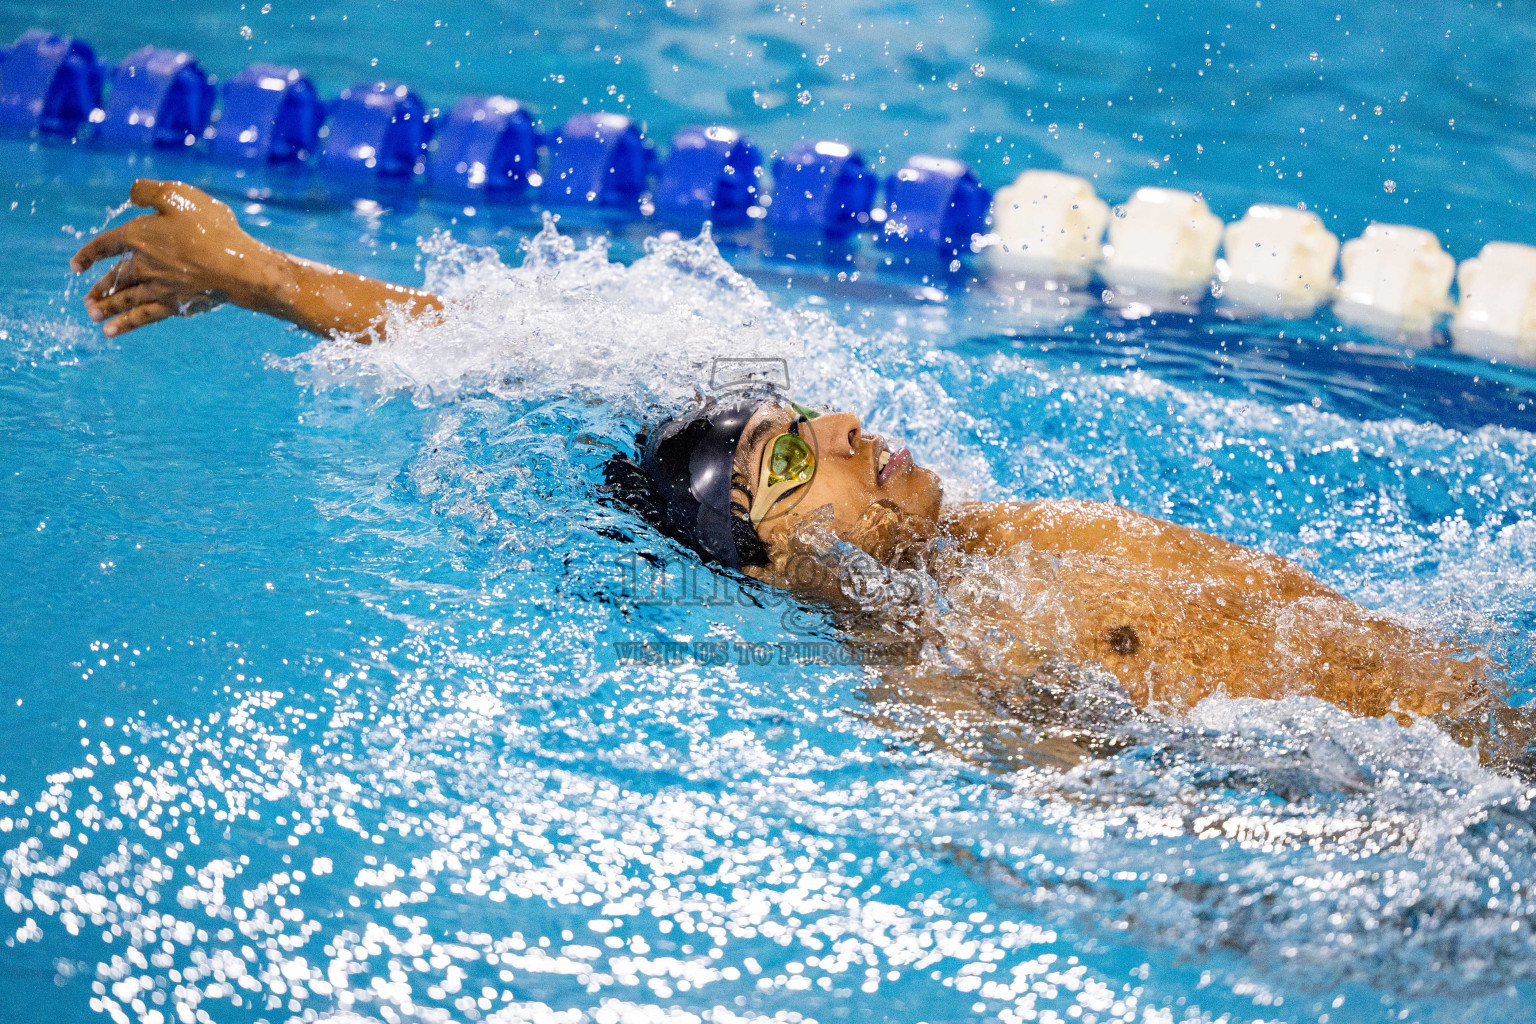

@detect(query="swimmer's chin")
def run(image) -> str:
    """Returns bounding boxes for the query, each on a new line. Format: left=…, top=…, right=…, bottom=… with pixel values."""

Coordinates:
left=912, top=465, right=945, bottom=522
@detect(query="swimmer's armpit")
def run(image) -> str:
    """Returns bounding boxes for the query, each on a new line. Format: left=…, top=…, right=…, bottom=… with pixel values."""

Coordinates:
left=70, top=179, right=442, bottom=341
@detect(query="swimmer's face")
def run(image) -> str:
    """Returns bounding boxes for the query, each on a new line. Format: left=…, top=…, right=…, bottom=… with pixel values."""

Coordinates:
left=731, top=403, right=943, bottom=564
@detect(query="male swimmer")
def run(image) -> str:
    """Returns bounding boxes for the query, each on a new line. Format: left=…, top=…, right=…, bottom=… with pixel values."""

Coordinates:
left=70, top=179, right=1532, bottom=772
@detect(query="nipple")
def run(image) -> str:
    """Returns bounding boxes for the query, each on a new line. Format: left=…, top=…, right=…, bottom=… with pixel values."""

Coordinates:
left=1106, top=625, right=1141, bottom=656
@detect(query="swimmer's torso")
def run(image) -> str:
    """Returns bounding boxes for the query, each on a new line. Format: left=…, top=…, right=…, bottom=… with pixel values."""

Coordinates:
left=938, top=500, right=1486, bottom=722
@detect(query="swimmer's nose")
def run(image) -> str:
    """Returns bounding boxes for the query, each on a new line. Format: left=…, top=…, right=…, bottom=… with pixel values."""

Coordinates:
left=805, top=411, right=862, bottom=456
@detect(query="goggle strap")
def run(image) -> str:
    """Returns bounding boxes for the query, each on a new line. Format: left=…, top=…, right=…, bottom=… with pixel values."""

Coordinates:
left=750, top=477, right=811, bottom=526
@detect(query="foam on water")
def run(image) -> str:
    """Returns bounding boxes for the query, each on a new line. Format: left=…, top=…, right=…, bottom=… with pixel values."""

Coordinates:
left=6, top=221, right=1536, bottom=1024
left=282, top=216, right=995, bottom=502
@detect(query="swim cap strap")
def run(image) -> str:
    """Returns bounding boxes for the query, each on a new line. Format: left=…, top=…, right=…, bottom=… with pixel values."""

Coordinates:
left=686, top=399, right=761, bottom=568
left=625, top=397, right=769, bottom=569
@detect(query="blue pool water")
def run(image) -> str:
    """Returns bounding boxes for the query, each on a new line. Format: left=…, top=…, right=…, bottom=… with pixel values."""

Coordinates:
left=3, top=3, right=1536, bottom=1024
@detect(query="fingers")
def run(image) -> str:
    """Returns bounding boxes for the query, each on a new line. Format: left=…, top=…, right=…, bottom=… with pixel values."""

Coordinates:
left=85, top=283, right=162, bottom=323
left=130, top=179, right=177, bottom=214
left=70, top=224, right=132, bottom=274
left=131, top=178, right=204, bottom=215
left=85, top=257, right=147, bottom=304
left=85, top=274, right=218, bottom=334
left=102, top=301, right=174, bottom=338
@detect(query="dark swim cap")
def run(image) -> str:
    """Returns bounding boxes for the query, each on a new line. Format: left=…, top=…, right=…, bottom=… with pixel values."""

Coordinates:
left=603, top=397, right=771, bottom=569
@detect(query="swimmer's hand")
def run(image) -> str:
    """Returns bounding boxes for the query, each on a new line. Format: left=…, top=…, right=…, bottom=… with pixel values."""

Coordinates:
left=71, top=180, right=241, bottom=336
left=70, top=179, right=441, bottom=340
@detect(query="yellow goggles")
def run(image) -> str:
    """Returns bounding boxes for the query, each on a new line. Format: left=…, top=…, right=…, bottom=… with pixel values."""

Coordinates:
left=748, top=414, right=817, bottom=526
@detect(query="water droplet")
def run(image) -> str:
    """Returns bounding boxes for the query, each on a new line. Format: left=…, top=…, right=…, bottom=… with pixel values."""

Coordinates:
left=970, top=63, right=985, bottom=77
left=1383, top=179, right=1397, bottom=193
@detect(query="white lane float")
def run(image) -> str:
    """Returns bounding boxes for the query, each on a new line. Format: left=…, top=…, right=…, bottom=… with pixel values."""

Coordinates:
left=981, top=170, right=1109, bottom=287
left=1216, top=204, right=1339, bottom=316
left=1099, top=187, right=1224, bottom=304
left=1450, top=242, right=1536, bottom=365
left=1333, top=223, right=1455, bottom=338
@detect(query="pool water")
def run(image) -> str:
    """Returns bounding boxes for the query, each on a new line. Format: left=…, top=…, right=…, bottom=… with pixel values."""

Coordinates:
left=3, top=3, right=1536, bottom=1024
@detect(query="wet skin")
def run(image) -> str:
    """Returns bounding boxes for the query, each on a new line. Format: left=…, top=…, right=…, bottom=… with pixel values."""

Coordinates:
left=70, top=179, right=440, bottom=338
left=71, top=180, right=1510, bottom=759
left=729, top=403, right=1491, bottom=730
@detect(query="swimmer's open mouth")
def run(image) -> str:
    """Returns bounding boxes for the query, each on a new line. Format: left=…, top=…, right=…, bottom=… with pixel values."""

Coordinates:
left=875, top=437, right=911, bottom=486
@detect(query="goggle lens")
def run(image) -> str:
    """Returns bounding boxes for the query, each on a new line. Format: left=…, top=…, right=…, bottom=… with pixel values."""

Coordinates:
left=768, top=433, right=815, bottom=487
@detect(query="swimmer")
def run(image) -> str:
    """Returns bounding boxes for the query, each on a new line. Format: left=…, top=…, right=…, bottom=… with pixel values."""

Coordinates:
left=70, top=179, right=1533, bottom=773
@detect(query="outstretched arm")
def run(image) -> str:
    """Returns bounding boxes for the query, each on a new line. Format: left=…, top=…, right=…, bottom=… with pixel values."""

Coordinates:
left=70, top=179, right=441, bottom=341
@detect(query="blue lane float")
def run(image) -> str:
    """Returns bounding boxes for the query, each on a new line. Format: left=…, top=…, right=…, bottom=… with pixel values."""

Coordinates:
left=206, top=63, right=322, bottom=163
left=0, top=30, right=102, bottom=136
left=767, top=139, right=876, bottom=239
left=318, top=81, right=431, bottom=179
left=653, top=126, right=762, bottom=225
left=13, top=22, right=1536, bottom=357
left=880, top=155, right=991, bottom=258
left=95, top=46, right=213, bottom=149
left=429, top=96, right=540, bottom=197
left=543, top=112, right=651, bottom=207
